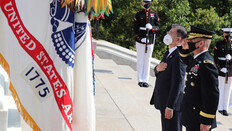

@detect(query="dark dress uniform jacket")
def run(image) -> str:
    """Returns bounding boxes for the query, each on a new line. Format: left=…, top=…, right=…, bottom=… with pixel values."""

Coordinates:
left=214, top=38, right=232, bottom=77
left=133, top=9, right=160, bottom=44
left=150, top=48, right=186, bottom=111
left=180, top=51, right=219, bottom=130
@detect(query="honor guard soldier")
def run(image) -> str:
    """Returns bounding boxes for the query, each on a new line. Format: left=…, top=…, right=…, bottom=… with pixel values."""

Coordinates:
left=179, top=25, right=219, bottom=131
left=214, top=28, right=232, bottom=116
left=133, top=0, right=160, bottom=87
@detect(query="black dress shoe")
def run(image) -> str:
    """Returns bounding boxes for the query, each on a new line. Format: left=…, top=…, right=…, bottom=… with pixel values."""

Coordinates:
left=142, top=82, right=149, bottom=88
left=223, top=110, right=229, bottom=116
left=138, top=82, right=143, bottom=87
left=218, top=110, right=223, bottom=115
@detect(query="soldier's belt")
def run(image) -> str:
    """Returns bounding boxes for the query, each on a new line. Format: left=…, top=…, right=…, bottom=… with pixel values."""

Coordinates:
left=139, top=27, right=146, bottom=30
left=218, top=57, right=226, bottom=61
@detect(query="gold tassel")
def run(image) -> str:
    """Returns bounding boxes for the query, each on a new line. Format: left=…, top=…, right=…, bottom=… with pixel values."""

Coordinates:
left=60, top=0, right=113, bottom=18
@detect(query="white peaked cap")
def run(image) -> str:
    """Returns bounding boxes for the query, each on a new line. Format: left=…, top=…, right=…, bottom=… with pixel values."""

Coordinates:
left=143, top=0, right=152, bottom=2
left=222, top=28, right=232, bottom=33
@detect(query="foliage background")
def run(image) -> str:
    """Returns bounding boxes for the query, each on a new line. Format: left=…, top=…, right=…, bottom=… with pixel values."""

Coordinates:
left=91, top=0, right=232, bottom=60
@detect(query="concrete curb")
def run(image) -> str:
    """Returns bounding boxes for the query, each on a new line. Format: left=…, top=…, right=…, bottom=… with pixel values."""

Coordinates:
left=93, top=39, right=160, bottom=77
left=0, top=85, right=7, bottom=131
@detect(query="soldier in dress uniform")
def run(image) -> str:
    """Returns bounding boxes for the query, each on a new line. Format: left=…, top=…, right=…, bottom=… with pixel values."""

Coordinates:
left=179, top=25, right=219, bottom=131
left=133, top=0, right=160, bottom=87
left=214, top=28, right=232, bottom=116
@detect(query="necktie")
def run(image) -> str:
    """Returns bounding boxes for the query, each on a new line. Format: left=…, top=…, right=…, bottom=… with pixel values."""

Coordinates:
left=162, top=50, right=169, bottom=61
left=165, top=50, right=169, bottom=59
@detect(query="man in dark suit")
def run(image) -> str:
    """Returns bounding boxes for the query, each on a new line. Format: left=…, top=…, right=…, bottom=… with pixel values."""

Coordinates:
left=179, top=25, right=219, bottom=131
left=150, top=24, right=187, bottom=131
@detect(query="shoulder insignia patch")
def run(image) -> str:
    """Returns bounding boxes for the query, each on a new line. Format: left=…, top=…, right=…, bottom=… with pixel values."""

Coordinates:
left=203, top=60, right=214, bottom=65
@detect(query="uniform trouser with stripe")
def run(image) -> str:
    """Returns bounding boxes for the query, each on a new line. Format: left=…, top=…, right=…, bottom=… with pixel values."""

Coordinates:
left=136, top=42, right=154, bottom=83
left=218, top=76, right=232, bottom=111
left=230, top=89, right=232, bottom=107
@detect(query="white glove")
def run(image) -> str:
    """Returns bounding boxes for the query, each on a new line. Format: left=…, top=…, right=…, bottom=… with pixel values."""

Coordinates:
left=221, top=68, right=228, bottom=73
left=226, top=54, right=231, bottom=60
left=146, top=23, right=152, bottom=30
left=141, top=38, right=149, bottom=43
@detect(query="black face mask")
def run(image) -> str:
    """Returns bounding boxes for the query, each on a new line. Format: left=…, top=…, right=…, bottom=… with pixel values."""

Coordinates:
left=143, top=3, right=151, bottom=9
left=188, top=41, right=200, bottom=52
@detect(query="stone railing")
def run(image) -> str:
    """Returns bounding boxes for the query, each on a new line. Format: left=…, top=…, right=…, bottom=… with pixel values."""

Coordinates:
left=92, top=39, right=160, bottom=77
left=0, top=66, right=9, bottom=131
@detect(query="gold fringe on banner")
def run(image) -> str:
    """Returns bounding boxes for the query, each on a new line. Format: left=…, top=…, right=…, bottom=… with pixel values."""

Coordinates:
left=0, top=53, right=41, bottom=130
left=60, top=0, right=113, bottom=19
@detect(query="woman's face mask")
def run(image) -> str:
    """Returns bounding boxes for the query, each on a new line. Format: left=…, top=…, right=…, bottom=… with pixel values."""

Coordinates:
left=163, top=34, right=173, bottom=45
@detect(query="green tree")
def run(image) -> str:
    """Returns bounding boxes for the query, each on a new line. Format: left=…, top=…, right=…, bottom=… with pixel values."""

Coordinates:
left=92, top=0, right=232, bottom=60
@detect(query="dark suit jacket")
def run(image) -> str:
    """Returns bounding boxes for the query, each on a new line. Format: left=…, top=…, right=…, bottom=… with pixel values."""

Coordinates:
left=150, top=48, right=187, bottom=111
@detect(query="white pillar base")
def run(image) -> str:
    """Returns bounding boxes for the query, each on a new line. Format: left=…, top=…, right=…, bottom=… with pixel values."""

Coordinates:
left=0, top=109, right=8, bottom=131
left=21, top=117, right=33, bottom=131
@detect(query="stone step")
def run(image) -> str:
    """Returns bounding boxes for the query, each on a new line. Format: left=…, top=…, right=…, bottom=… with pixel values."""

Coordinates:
left=216, top=111, right=232, bottom=130
left=96, top=59, right=141, bottom=117
left=105, top=60, right=161, bottom=130
left=118, top=64, right=156, bottom=87
left=5, top=95, right=21, bottom=130
left=7, top=127, right=22, bottom=131
left=96, top=57, right=161, bottom=130
left=95, top=77, right=133, bottom=131
left=95, top=56, right=134, bottom=131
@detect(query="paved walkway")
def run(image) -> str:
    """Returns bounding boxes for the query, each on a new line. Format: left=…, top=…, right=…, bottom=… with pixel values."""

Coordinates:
left=94, top=54, right=232, bottom=131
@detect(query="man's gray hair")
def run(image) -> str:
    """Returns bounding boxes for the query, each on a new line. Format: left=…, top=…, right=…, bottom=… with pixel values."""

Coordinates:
left=172, top=24, right=187, bottom=42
